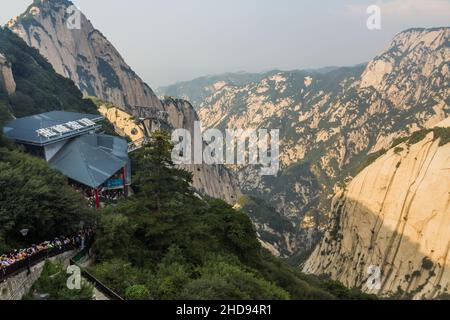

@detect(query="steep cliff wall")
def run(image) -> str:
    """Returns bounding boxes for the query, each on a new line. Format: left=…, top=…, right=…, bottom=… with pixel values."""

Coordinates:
left=8, top=0, right=162, bottom=112
left=0, top=53, right=16, bottom=95
left=304, top=119, right=450, bottom=299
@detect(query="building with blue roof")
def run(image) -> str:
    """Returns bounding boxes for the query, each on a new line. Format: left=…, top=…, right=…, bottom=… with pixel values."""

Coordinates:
left=3, top=111, right=131, bottom=208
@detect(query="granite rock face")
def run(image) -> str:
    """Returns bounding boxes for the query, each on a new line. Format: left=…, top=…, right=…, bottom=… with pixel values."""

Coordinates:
left=0, top=53, right=16, bottom=95
left=8, top=0, right=162, bottom=112
left=99, top=97, right=242, bottom=204
left=303, top=118, right=450, bottom=299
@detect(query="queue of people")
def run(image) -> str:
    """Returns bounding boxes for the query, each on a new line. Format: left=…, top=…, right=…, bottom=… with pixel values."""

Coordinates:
left=0, top=228, right=95, bottom=281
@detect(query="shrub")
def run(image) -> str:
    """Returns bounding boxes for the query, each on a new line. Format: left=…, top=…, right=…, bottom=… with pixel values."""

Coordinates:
left=422, top=257, right=434, bottom=270
left=125, top=285, right=150, bottom=300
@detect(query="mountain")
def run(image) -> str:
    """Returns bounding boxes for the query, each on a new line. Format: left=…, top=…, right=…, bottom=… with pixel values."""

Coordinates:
left=7, top=0, right=162, bottom=111
left=0, top=26, right=98, bottom=122
left=7, top=0, right=241, bottom=205
left=0, top=23, right=364, bottom=301
left=158, top=27, right=450, bottom=255
left=0, top=25, right=98, bottom=252
left=0, top=53, right=16, bottom=96
left=304, top=119, right=450, bottom=299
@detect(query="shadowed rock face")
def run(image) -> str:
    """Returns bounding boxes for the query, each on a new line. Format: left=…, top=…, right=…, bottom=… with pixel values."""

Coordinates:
left=8, top=0, right=162, bottom=112
left=0, top=53, right=16, bottom=95
left=304, top=119, right=450, bottom=299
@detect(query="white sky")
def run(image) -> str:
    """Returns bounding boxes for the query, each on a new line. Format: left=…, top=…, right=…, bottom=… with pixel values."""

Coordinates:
left=1, top=0, right=449, bottom=87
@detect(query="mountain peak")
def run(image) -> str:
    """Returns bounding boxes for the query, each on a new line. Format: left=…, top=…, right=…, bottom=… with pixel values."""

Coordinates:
left=28, top=0, right=75, bottom=9
left=360, top=26, right=449, bottom=90
left=7, top=0, right=163, bottom=112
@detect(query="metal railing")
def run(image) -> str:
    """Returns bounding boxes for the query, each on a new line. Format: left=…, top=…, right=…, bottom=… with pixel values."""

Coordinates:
left=1, top=237, right=124, bottom=301
left=70, top=252, right=124, bottom=300
left=127, top=137, right=150, bottom=153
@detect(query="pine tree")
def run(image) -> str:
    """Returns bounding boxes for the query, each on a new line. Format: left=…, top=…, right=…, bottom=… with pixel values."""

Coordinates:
left=133, top=130, right=193, bottom=214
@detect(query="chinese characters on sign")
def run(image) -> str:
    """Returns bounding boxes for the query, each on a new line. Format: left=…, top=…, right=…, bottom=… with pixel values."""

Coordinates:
left=36, top=118, right=97, bottom=139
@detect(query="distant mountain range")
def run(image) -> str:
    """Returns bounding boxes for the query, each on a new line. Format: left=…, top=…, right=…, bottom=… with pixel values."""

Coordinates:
left=159, top=27, right=450, bottom=258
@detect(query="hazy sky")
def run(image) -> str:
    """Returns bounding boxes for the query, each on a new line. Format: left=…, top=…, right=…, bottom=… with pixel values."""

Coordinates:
left=1, top=0, right=449, bottom=87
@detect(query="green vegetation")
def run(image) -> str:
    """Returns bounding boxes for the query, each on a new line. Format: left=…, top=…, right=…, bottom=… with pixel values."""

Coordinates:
left=356, top=126, right=450, bottom=176
left=89, top=131, right=374, bottom=300
left=24, top=261, right=93, bottom=300
left=0, top=27, right=100, bottom=252
left=433, top=127, right=450, bottom=146
left=0, top=140, right=95, bottom=252
left=391, top=127, right=450, bottom=148
left=237, top=195, right=294, bottom=234
left=0, top=26, right=379, bottom=299
left=356, top=149, right=387, bottom=174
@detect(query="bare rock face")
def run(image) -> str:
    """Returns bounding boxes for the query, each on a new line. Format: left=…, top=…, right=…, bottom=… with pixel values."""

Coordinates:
left=159, top=97, right=242, bottom=204
left=303, top=119, right=450, bottom=299
left=0, top=53, right=16, bottom=95
left=98, top=105, right=146, bottom=142
left=361, top=28, right=449, bottom=89
left=8, top=0, right=162, bottom=111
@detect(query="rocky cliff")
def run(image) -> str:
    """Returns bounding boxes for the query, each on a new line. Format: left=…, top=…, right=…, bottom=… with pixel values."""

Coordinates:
left=8, top=0, right=162, bottom=111
left=303, top=119, right=450, bottom=299
left=0, top=53, right=16, bottom=95
left=159, top=27, right=450, bottom=254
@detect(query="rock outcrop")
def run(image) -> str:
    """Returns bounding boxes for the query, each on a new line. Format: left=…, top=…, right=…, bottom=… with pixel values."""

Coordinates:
left=8, top=0, right=162, bottom=111
left=98, top=104, right=146, bottom=142
left=0, top=53, right=16, bottom=95
left=303, top=119, right=450, bottom=299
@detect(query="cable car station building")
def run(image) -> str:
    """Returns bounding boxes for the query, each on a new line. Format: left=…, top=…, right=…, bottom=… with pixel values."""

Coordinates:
left=3, top=111, right=131, bottom=208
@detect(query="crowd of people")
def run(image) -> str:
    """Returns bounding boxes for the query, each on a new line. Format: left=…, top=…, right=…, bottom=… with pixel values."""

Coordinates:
left=0, top=228, right=95, bottom=280
left=71, top=181, right=126, bottom=208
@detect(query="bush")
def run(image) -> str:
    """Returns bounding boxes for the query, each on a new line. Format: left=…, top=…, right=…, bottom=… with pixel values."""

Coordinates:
left=125, top=285, right=150, bottom=300
left=25, top=261, right=93, bottom=300
left=422, top=257, right=434, bottom=270
left=179, top=256, right=290, bottom=300
left=0, top=149, right=95, bottom=249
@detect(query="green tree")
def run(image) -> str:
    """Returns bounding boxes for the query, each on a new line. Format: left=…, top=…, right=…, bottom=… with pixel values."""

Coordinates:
left=25, top=261, right=93, bottom=300
left=0, top=149, right=95, bottom=249
left=180, top=256, right=290, bottom=300
left=132, top=130, right=193, bottom=214
left=125, top=285, right=150, bottom=300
